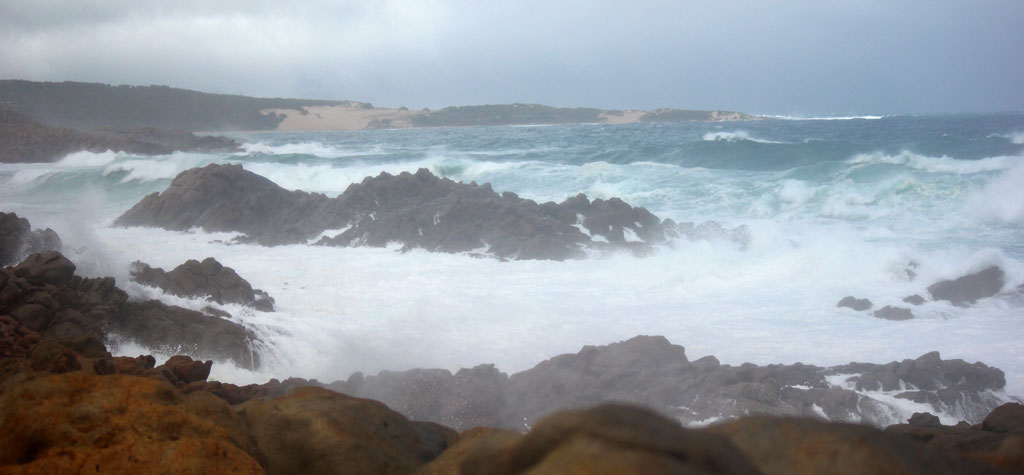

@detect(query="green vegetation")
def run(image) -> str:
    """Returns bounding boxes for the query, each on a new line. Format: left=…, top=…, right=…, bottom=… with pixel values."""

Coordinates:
left=409, top=103, right=605, bottom=127
left=0, top=80, right=363, bottom=131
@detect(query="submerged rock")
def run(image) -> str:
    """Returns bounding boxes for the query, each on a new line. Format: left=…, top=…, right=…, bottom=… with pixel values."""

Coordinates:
left=904, top=294, right=927, bottom=305
left=927, top=266, right=1005, bottom=306
left=115, top=164, right=748, bottom=260
left=838, top=296, right=873, bottom=311
left=131, top=257, right=275, bottom=311
left=874, top=305, right=915, bottom=320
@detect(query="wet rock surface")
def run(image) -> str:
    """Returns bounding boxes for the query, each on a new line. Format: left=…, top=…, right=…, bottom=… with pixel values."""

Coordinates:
left=116, top=164, right=749, bottom=260
left=1, top=251, right=260, bottom=368
left=342, top=335, right=1012, bottom=433
left=838, top=296, right=873, bottom=311
left=928, top=266, right=1005, bottom=306
left=873, top=305, right=915, bottom=320
left=131, top=257, right=275, bottom=311
left=0, top=212, right=62, bottom=267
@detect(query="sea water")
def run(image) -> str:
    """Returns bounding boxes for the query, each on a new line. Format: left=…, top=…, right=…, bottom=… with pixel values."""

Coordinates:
left=1, top=114, right=1022, bottom=408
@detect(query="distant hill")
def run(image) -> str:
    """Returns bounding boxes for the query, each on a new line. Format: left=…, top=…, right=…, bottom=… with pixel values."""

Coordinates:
left=0, top=79, right=757, bottom=132
left=0, top=80, right=364, bottom=131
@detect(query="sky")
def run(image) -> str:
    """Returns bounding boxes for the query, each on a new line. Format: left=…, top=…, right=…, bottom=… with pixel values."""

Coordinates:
left=1, top=0, right=1022, bottom=115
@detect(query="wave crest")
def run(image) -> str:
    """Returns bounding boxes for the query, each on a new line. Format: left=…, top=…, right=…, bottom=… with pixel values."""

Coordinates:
left=702, top=130, right=783, bottom=144
left=848, top=151, right=1017, bottom=174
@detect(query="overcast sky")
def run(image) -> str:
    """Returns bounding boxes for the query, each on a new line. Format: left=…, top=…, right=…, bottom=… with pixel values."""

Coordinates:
left=1, top=0, right=1022, bottom=115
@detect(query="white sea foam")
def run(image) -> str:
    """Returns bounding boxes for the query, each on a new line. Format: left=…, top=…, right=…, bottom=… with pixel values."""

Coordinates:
left=848, top=151, right=1018, bottom=174
left=966, top=159, right=1024, bottom=224
left=58, top=150, right=122, bottom=167
left=241, top=141, right=380, bottom=158
left=702, top=130, right=783, bottom=144
left=767, top=115, right=886, bottom=121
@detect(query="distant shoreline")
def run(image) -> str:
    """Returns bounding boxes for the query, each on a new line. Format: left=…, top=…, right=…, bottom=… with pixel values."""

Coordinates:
left=262, top=104, right=760, bottom=132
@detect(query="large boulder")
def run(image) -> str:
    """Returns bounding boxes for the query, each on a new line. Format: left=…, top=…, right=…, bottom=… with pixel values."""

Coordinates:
left=131, top=257, right=275, bottom=311
left=0, top=372, right=265, bottom=473
left=927, top=266, right=1005, bottom=306
left=447, top=404, right=759, bottom=474
left=237, top=386, right=457, bottom=475
left=711, top=416, right=997, bottom=475
left=0, top=212, right=61, bottom=267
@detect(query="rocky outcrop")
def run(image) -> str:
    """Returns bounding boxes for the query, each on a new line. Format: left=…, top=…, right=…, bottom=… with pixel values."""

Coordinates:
left=0, top=212, right=61, bottom=267
left=131, top=257, right=275, bottom=311
left=1, top=251, right=260, bottom=368
left=342, top=336, right=1011, bottom=433
left=0, top=105, right=240, bottom=163
left=116, top=164, right=749, bottom=260
left=928, top=266, right=1005, bottom=306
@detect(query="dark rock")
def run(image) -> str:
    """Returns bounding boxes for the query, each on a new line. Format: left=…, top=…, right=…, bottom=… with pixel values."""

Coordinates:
left=928, top=266, right=1005, bottom=306
left=346, top=336, right=1009, bottom=433
left=838, top=296, right=873, bottom=311
left=904, top=294, right=927, bottom=305
left=131, top=257, right=275, bottom=311
left=910, top=412, right=944, bottom=428
left=116, top=164, right=748, bottom=260
left=1, top=251, right=261, bottom=369
left=160, top=355, right=213, bottom=385
left=874, top=305, right=915, bottom=320
left=0, top=212, right=62, bottom=266
left=983, top=403, right=1024, bottom=434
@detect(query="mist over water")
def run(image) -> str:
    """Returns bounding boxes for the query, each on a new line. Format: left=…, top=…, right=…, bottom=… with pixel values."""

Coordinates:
left=2, top=114, right=1023, bottom=405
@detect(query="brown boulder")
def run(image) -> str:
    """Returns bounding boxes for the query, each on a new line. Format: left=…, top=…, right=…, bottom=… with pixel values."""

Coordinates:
left=983, top=403, right=1024, bottom=434
left=456, top=403, right=759, bottom=474
left=238, top=386, right=457, bottom=474
left=0, top=372, right=264, bottom=473
left=711, top=416, right=998, bottom=474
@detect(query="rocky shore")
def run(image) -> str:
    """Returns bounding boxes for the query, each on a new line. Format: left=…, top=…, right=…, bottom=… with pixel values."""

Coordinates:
left=2, top=250, right=1024, bottom=472
left=0, top=105, right=240, bottom=163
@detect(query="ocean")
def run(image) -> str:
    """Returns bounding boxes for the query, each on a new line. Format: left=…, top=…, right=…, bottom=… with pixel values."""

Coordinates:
left=1, top=114, right=1023, bottom=406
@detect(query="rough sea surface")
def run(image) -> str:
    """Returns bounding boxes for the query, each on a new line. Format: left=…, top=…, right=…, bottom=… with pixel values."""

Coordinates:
left=2, top=114, right=1022, bottom=420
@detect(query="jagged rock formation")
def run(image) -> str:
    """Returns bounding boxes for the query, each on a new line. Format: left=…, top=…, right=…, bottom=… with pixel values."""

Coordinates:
left=0, top=212, right=62, bottom=266
left=0, top=251, right=260, bottom=368
left=0, top=105, right=240, bottom=163
left=337, top=336, right=1011, bottom=432
left=115, top=164, right=749, bottom=260
left=131, top=257, right=275, bottom=311
left=837, top=296, right=873, bottom=311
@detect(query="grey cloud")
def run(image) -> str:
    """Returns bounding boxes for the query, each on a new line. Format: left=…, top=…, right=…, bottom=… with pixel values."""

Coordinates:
left=1, top=0, right=1022, bottom=114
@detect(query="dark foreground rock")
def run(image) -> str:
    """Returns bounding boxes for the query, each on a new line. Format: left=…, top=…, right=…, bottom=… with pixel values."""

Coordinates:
left=131, top=257, right=275, bottom=311
left=0, top=212, right=61, bottom=267
left=0, top=105, right=240, bottom=163
left=339, top=336, right=1011, bottom=433
left=115, top=164, right=749, bottom=260
left=2, top=302, right=1020, bottom=473
left=1, top=251, right=260, bottom=368
left=928, top=266, right=1005, bottom=306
